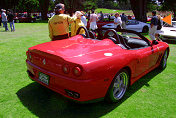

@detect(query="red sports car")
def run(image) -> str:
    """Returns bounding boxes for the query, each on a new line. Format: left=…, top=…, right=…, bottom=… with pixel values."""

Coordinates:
left=26, top=27, right=169, bottom=102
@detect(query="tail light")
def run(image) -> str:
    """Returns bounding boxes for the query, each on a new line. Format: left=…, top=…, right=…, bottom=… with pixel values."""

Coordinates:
left=62, top=64, right=70, bottom=74
left=73, top=66, right=82, bottom=76
left=26, top=50, right=31, bottom=60
left=26, top=50, right=29, bottom=56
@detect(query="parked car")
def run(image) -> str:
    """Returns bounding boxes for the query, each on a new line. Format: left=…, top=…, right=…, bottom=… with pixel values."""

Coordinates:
left=102, top=20, right=150, bottom=33
left=26, top=27, right=169, bottom=103
left=87, top=19, right=113, bottom=29
left=14, top=14, right=36, bottom=23
left=159, top=21, right=176, bottom=40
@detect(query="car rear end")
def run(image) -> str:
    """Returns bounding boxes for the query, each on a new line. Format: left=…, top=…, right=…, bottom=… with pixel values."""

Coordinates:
left=26, top=49, right=106, bottom=102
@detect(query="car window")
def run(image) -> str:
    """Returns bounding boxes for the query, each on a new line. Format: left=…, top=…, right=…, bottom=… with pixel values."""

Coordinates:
left=126, top=20, right=139, bottom=25
left=135, top=21, right=139, bottom=24
left=172, top=21, right=176, bottom=27
left=163, top=21, right=176, bottom=27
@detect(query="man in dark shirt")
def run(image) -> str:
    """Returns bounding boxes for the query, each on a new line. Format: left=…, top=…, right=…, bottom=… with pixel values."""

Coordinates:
left=7, top=10, right=15, bottom=32
left=0, top=13, right=1, bottom=27
left=149, top=11, right=158, bottom=40
left=121, top=13, right=127, bottom=29
left=99, top=11, right=104, bottom=21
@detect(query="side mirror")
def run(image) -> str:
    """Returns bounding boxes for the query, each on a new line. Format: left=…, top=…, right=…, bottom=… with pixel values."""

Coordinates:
left=151, top=40, right=159, bottom=46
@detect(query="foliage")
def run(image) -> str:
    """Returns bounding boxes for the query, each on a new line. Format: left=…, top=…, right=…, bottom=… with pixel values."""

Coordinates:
left=83, top=0, right=98, bottom=11
left=53, top=0, right=86, bottom=15
left=97, top=0, right=130, bottom=10
left=158, top=0, right=176, bottom=17
left=147, top=1, right=159, bottom=12
left=48, top=0, right=55, bottom=12
left=16, top=0, right=39, bottom=12
left=39, top=0, right=50, bottom=20
left=0, top=0, right=20, bottom=11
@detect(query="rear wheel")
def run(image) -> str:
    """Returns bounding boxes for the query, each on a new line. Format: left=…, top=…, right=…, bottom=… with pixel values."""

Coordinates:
left=159, top=49, right=168, bottom=70
left=105, top=69, right=129, bottom=102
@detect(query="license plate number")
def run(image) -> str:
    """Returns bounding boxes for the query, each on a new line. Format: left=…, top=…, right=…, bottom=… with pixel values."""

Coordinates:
left=38, top=72, right=49, bottom=85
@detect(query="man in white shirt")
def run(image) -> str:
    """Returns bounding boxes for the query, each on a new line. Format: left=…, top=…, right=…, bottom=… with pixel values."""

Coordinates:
left=114, top=12, right=122, bottom=30
left=1, top=9, right=9, bottom=31
left=81, top=11, right=87, bottom=27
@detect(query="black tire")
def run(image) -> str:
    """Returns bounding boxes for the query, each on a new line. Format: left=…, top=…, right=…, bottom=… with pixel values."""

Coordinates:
left=105, top=69, right=129, bottom=102
left=142, top=26, right=149, bottom=33
left=159, top=49, right=168, bottom=70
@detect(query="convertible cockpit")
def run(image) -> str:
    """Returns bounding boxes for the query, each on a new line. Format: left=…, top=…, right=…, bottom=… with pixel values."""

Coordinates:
left=76, top=26, right=151, bottom=50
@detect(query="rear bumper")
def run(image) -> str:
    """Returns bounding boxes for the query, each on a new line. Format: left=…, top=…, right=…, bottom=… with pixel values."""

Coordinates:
left=26, top=60, right=107, bottom=102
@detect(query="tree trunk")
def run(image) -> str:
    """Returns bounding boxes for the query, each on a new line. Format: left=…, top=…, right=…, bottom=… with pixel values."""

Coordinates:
left=39, top=0, right=50, bottom=20
left=130, top=0, right=147, bottom=22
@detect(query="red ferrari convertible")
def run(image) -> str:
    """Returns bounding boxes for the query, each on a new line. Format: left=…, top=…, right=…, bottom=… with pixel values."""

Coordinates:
left=26, top=27, right=169, bottom=102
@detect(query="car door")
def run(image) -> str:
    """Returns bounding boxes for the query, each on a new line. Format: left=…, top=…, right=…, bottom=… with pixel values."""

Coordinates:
left=149, top=42, right=161, bottom=69
left=133, top=47, right=152, bottom=78
left=133, top=43, right=161, bottom=78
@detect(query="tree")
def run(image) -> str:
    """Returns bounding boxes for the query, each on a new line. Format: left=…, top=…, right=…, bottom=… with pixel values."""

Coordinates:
left=129, top=0, right=148, bottom=22
left=104, top=0, right=148, bottom=22
left=147, top=1, right=159, bottom=12
left=54, top=0, right=93, bottom=15
left=39, top=0, right=50, bottom=20
left=83, top=0, right=98, bottom=11
left=159, top=0, right=176, bottom=17
left=0, top=0, right=20, bottom=12
left=16, top=0, right=39, bottom=13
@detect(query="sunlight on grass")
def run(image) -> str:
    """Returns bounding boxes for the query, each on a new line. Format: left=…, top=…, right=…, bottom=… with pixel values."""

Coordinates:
left=96, top=8, right=133, bottom=15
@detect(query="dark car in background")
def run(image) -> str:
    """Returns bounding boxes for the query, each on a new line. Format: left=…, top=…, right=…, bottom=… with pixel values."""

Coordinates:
left=14, top=13, right=36, bottom=23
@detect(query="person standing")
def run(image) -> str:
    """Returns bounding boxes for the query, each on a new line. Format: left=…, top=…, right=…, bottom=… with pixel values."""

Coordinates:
left=155, top=15, right=163, bottom=41
left=0, top=12, right=2, bottom=27
left=71, top=11, right=85, bottom=37
left=81, top=11, right=87, bottom=27
left=99, top=11, right=104, bottom=21
left=7, top=10, right=15, bottom=32
left=48, top=3, right=77, bottom=41
left=89, top=10, right=98, bottom=32
left=121, top=13, right=127, bottom=29
left=1, top=9, right=9, bottom=31
left=114, top=12, right=122, bottom=30
left=149, top=11, right=158, bottom=41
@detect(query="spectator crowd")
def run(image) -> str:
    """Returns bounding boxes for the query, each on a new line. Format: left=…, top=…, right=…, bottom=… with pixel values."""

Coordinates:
left=0, top=9, right=15, bottom=32
left=1, top=4, right=174, bottom=41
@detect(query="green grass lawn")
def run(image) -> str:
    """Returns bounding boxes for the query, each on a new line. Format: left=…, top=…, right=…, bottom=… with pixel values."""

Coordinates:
left=0, top=23, right=176, bottom=118
left=96, top=8, right=133, bottom=15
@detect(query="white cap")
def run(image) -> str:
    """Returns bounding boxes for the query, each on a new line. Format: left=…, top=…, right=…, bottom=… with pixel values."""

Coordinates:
left=75, top=11, right=83, bottom=17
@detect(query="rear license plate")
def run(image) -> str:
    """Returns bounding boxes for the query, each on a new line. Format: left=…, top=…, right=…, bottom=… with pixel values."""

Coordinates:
left=38, top=72, right=50, bottom=85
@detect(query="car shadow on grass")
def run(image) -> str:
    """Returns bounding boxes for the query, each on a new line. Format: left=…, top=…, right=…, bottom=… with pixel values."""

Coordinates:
left=17, top=68, right=163, bottom=118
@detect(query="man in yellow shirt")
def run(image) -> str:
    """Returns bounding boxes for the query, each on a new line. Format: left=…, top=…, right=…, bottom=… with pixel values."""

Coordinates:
left=48, top=3, right=77, bottom=41
left=71, top=11, right=85, bottom=37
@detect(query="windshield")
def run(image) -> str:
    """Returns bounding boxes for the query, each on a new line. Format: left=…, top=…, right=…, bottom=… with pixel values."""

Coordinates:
left=164, top=21, right=176, bottom=27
